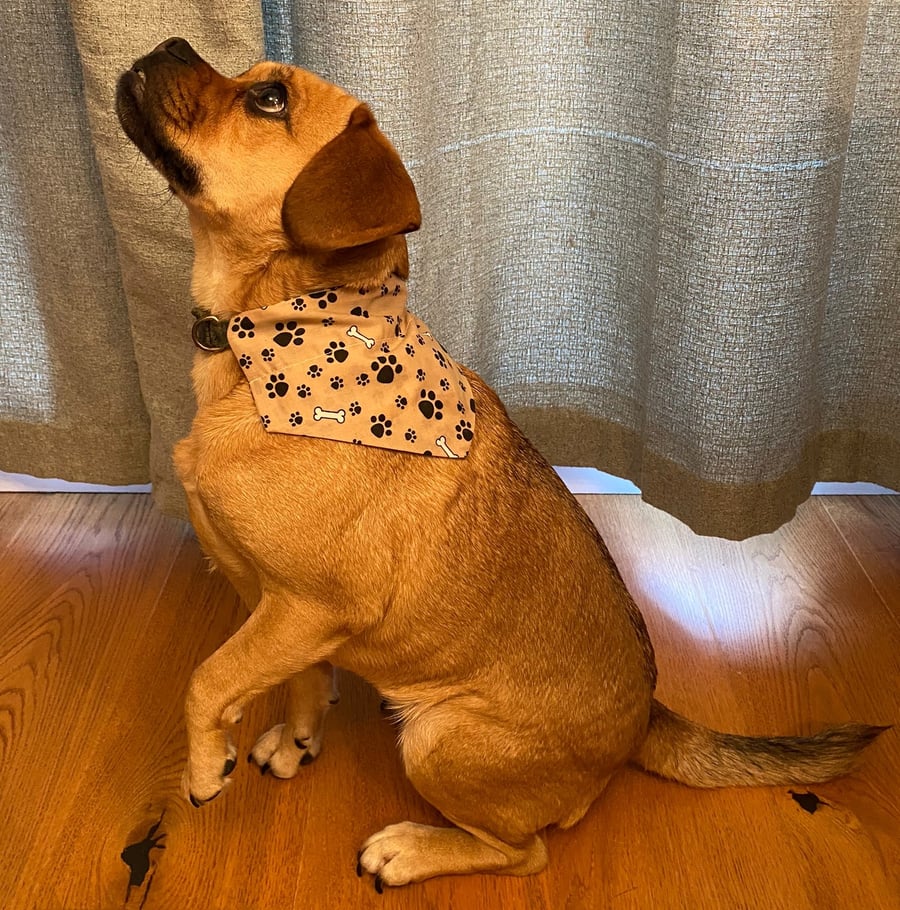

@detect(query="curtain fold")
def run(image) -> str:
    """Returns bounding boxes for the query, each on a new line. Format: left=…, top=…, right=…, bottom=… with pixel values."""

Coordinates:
left=1, top=0, right=897, bottom=538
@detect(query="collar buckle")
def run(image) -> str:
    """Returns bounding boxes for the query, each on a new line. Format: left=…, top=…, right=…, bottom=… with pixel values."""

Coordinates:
left=191, top=313, right=230, bottom=352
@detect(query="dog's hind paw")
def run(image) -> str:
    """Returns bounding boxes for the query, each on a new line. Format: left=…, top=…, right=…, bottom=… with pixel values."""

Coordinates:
left=248, top=723, right=322, bottom=778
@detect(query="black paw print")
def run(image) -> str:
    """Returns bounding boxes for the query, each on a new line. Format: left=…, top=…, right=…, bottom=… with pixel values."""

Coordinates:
left=325, top=341, right=348, bottom=363
left=231, top=316, right=255, bottom=339
left=416, top=334, right=426, bottom=346
left=380, top=342, right=391, bottom=354
left=405, top=343, right=416, bottom=357
left=405, top=428, right=417, bottom=443
left=322, top=317, right=335, bottom=327
left=384, top=315, right=395, bottom=325
left=296, top=384, right=311, bottom=398
left=260, top=415, right=271, bottom=428
left=291, top=297, right=307, bottom=311
left=418, top=390, right=444, bottom=420
left=273, top=321, right=305, bottom=347
left=457, top=401, right=466, bottom=414
left=262, top=348, right=275, bottom=363
left=239, top=354, right=253, bottom=369
left=416, top=368, right=426, bottom=382
left=395, top=395, right=408, bottom=409
left=455, top=420, right=473, bottom=442
left=289, top=412, right=303, bottom=427
left=349, top=401, right=362, bottom=416
left=309, top=289, right=339, bottom=308
left=372, top=355, right=403, bottom=384
left=440, top=378, right=451, bottom=391
left=433, top=349, right=448, bottom=369
left=265, top=373, right=289, bottom=398
left=350, top=306, right=369, bottom=318
left=356, top=373, right=370, bottom=387
left=330, top=376, right=344, bottom=390
left=370, top=414, right=393, bottom=438
left=307, top=364, right=322, bottom=379
left=392, top=284, right=401, bottom=296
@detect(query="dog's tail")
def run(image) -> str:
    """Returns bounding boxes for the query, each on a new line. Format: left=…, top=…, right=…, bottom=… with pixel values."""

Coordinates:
left=632, top=699, right=888, bottom=787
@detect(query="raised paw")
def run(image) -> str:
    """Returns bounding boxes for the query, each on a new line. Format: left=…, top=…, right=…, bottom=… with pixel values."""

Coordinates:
left=248, top=723, right=323, bottom=778
left=183, top=735, right=237, bottom=807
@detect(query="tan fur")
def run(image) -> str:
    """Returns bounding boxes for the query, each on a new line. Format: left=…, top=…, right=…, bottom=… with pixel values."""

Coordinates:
left=116, top=39, right=887, bottom=889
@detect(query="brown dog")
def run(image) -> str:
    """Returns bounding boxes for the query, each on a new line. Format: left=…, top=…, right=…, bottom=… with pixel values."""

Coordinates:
left=116, top=38, right=885, bottom=889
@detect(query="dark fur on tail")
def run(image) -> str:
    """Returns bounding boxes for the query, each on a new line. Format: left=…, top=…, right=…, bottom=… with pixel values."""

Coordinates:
left=633, top=699, right=888, bottom=788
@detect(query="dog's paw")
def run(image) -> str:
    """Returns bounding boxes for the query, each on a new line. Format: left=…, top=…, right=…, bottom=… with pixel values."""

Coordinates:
left=357, top=822, right=443, bottom=890
left=183, top=736, right=238, bottom=807
left=248, top=723, right=322, bottom=778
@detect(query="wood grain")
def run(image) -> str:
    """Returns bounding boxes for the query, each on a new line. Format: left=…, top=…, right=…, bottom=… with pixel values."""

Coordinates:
left=0, top=493, right=897, bottom=909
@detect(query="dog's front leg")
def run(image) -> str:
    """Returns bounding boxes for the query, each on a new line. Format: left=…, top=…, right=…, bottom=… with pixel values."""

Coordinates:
left=182, top=593, right=345, bottom=806
left=248, top=662, right=339, bottom=776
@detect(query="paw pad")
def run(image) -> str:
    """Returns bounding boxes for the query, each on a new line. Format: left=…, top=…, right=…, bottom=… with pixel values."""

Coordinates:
left=325, top=341, right=348, bottom=363
left=273, top=321, right=305, bottom=347
left=370, top=414, right=393, bottom=438
left=418, top=389, right=444, bottom=420
left=455, top=419, right=473, bottom=441
left=231, top=316, right=255, bottom=339
left=265, top=373, right=289, bottom=398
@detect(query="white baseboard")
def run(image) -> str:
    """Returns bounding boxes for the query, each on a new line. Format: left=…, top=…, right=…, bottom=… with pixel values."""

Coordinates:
left=0, top=468, right=894, bottom=496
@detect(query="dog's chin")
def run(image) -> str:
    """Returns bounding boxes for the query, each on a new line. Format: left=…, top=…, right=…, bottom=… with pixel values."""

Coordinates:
left=115, top=70, right=202, bottom=197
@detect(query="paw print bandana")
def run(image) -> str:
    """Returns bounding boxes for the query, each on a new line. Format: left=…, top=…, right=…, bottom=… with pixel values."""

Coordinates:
left=225, top=280, right=474, bottom=458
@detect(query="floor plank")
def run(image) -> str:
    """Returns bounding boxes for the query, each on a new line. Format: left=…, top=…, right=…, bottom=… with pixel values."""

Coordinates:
left=0, top=493, right=897, bottom=909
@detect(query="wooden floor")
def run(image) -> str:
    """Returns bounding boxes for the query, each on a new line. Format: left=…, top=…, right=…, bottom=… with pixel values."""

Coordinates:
left=0, top=493, right=897, bottom=910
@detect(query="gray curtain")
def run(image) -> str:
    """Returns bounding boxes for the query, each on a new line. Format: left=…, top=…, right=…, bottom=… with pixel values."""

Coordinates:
left=1, top=1, right=897, bottom=538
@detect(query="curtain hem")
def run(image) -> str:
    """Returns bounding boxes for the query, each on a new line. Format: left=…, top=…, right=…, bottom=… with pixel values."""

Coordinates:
left=512, top=406, right=899, bottom=540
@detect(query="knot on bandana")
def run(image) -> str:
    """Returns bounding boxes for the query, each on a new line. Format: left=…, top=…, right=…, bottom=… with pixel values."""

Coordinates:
left=227, top=279, right=475, bottom=458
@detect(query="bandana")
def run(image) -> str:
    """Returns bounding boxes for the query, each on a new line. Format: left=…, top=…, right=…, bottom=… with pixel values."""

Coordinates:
left=226, top=279, right=474, bottom=458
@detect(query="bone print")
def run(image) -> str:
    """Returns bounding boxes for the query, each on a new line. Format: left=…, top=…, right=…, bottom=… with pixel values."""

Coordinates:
left=435, top=435, right=460, bottom=458
left=347, top=325, right=375, bottom=349
left=313, top=407, right=346, bottom=424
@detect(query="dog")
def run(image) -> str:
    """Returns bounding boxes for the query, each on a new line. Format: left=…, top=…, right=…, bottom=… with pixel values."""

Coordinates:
left=116, top=38, right=885, bottom=889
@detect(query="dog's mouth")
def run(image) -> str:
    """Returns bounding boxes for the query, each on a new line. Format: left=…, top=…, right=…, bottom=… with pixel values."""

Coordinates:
left=115, top=56, right=202, bottom=196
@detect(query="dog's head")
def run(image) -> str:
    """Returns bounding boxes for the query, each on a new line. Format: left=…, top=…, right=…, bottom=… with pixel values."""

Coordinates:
left=116, top=38, right=421, bottom=259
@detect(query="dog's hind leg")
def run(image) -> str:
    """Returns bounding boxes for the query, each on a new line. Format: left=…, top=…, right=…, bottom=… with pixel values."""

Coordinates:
left=181, top=592, right=345, bottom=806
left=356, top=706, right=607, bottom=888
left=248, top=662, right=338, bottom=776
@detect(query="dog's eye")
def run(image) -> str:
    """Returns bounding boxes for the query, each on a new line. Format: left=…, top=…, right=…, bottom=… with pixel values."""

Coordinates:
left=247, top=82, right=287, bottom=116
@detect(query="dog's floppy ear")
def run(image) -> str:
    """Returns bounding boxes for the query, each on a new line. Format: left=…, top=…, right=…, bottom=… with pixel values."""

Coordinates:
left=282, top=104, right=421, bottom=251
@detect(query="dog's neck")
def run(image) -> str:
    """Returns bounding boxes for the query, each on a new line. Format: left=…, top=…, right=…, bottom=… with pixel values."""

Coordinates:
left=188, top=216, right=410, bottom=317
left=187, top=218, right=412, bottom=410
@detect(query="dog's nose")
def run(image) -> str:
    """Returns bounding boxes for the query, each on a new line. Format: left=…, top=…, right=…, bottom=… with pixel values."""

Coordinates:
left=148, top=37, right=202, bottom=66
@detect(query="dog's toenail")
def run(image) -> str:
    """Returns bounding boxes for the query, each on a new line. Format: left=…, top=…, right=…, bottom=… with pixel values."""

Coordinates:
left=259, top=762, right=270, bottom=776
left=329, top=696, right=340, bottom=705
left=356, top=854, right=363, bottom=877
left=375, top=875, right=384, bottom=894
left=294, top=737, right=309, bottom=749
left=300, top=752, right=315, bottom=765
left=223, top=757, right=236, bottom=776
left=189, top=789, right=220, bottom=808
